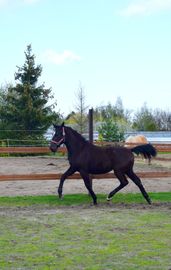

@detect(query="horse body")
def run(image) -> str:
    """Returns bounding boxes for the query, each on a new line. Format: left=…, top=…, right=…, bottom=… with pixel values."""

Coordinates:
left=64, top=128, right=135, bottom=175
left=50, top=123, right=157, bottom=205
left=69, top=145, right=114, bottom=174
left=69, top=144, right=133, bottom=174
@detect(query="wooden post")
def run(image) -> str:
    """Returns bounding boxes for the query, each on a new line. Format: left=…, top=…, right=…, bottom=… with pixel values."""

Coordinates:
left=88, top=108, right=93, bottom=190
left=89, top=108, right=93, bottom=144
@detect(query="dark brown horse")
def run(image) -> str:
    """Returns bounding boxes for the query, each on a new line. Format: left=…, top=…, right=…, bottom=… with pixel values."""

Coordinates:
left=50, top=123, right=157, bottom=205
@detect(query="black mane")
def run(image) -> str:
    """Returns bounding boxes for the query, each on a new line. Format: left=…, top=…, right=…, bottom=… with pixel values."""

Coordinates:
left=66, top=126, right=88, bottom=144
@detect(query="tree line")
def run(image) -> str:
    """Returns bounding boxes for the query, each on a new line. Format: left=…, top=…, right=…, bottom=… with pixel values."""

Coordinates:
left=0, top=45, right=171, bottom=144
left=93, top=99, right=171, bottom=131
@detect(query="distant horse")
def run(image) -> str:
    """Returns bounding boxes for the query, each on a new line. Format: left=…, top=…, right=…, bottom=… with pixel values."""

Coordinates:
left=125, top=135, right=148, bottom=144
left=50, top=123, right=157, bottom=205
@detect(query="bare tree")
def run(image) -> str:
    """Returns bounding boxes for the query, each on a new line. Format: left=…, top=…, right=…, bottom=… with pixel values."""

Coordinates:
left=73, top=82, right=89, bottom=134
left=153, top=109, right=171, bottom=130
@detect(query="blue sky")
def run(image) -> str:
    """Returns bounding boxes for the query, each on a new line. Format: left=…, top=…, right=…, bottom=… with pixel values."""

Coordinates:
left=1, top=0, right=171, bottom=116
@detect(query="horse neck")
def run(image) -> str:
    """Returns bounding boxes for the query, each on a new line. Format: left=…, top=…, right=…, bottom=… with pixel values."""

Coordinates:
left=65, top=128, right=87, bottom=155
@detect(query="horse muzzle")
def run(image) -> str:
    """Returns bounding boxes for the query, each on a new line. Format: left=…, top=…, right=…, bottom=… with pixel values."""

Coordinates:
left=49, top=145, right=57, bottom=152
left=49, top=142, right=59, bottom=153
left=50, top=137, right=65, bottom=153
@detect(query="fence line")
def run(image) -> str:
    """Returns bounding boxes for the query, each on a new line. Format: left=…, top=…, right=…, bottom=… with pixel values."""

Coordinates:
left=0, top=143, right=171, bottom=154
left=0, top=171, right=171, bottom=182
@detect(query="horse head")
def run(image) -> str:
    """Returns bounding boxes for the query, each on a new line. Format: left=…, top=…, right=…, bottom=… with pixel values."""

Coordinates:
left=50, top=122, right=65, bottom=152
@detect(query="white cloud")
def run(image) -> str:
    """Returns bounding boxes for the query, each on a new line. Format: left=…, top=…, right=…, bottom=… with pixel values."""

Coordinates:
left=42, top=49, right=81, bottom=65
left=120, top=0, right=171, bottom=16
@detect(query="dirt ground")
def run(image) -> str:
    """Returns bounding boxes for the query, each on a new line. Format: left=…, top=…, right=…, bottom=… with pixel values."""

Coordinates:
left=0, top=154, right=171, bottom=197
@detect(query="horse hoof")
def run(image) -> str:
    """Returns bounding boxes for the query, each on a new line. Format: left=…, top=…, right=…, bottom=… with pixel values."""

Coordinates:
left=106, top=197, right=112, bottom=201
left=148, top=199, right=152, bottom=205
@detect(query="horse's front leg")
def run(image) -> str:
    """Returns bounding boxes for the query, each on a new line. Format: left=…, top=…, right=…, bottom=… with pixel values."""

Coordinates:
left=80, top=170, right=97, bottom=205
left=58, top=166, right=76, bottom=199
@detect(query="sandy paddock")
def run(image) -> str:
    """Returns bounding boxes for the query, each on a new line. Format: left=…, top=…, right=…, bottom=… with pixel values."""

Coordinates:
left=0, top=156, right=171, bottom=197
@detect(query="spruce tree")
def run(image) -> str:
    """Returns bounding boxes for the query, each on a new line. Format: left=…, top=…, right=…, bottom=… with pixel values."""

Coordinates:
left=98, top=118, right=124, bottom=142
left=0, top=44, right=60, bottom=144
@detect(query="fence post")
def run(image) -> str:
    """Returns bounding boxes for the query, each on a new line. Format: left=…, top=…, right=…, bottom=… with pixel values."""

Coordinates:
left=88, top=108, right=93, bottom=190
left=7, top=139, right=9, bottom=156
left=89, top=108, right=93, bottom=144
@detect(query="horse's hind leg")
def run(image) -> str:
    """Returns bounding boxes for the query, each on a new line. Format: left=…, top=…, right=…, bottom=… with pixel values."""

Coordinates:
left=80, top=170, right=97, bottom=205
left=107, top=171, right=129, bottom=201
left=126, top=169, right=151, bottom=204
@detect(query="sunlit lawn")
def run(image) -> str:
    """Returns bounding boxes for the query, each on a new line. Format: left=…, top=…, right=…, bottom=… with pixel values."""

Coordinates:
left=0, top=193, right=171, bottom=270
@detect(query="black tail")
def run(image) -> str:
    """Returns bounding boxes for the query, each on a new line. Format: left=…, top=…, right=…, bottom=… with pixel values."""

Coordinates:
left=131, top=143, right=157, bottom=161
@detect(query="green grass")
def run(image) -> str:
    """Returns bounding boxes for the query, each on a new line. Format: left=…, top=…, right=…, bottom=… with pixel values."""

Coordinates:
left=0, top=193, right=171, bottom=270
left=0, top=192, right=171, bottom=207
left=158, top=151, right=171, bottom=154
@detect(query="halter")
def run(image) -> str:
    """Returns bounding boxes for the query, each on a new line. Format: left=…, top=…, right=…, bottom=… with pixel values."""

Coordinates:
left=51, top=127, right=65, bottom=146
